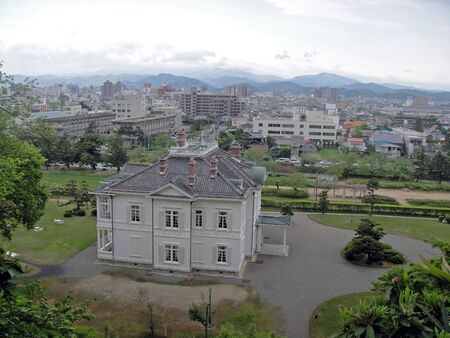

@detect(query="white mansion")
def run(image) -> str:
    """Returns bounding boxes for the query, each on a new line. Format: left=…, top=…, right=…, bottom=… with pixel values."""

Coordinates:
left=93, top=129, right=287, bottom=277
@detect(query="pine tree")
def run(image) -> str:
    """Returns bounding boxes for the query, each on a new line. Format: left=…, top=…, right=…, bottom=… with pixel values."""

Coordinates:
left=318, top=189, right=329, bottom=215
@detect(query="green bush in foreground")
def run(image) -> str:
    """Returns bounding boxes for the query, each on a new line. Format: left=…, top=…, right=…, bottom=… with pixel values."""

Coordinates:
left=262, top=188, right=309, bottom=199
left=332, top=240, right=450, bottom=338
left=362, top=194, right=399, bottom=205
left=408, top=199, right=450, bottom=208
left=63, top=210, right=73, bottom=217
left=343, top=219, right=405, bottom=265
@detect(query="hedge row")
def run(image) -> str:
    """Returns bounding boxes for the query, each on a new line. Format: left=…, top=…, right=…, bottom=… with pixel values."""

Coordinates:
left=407, top=199, right=450, bottom=208
left=348, top=178, right=450, bottom=192
left=361, top=194, right=399, bottom=205
left=262, top=197, right=450, bottom=217
left=262, top=188, right=309, bottom=199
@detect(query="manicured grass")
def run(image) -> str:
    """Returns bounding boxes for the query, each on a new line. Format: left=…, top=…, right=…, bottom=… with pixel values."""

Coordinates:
left=42, top=169, right=112, bottom=189
left=1, top=199, right=96, bottom=265
left=309, top=214, right=450, bottom=242
left=309, top=292, right=381, bottom=338
left=318, top=148, right=343, bottom=160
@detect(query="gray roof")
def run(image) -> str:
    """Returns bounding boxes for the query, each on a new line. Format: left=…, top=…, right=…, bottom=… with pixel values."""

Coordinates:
left=96, top=149, right=263, bottom=199
left=370, top=130, right=403, bottom=145
left=256, top=214, right=292, bottom=226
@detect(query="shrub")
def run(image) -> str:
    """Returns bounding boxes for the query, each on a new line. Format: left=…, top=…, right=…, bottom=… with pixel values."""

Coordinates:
left=438, top=215, right=446, bottom=222
left=72, top=209, right=86, bottom=216
left=362, top=194, right=399, bottom=205
left=407, top=199, right=450, bottom=208
left=91, top=209, right=97, bottom=217
left=262, top=188, right=309, bottom=199
left=383, top=249, right=405, bottom=264
left=63, top=210, right=73, bottom=217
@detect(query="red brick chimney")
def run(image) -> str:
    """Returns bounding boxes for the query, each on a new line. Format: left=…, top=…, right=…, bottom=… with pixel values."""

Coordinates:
left=209, top=156, right=218, bottom=178
left=177, top=127, right=186, bottom=147
left=159, top=157, right=168, bottom=175
left=229, top=142, right=241, bottom=159
left=188, top=157, right=196, bottom=186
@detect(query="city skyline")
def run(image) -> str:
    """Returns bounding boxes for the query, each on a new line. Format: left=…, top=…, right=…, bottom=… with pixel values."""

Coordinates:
left=1, top=0, right=449, bottom=90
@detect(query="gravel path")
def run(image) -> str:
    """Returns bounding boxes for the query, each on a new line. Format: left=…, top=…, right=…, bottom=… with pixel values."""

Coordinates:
left=245, top=213, right=440, bottom=338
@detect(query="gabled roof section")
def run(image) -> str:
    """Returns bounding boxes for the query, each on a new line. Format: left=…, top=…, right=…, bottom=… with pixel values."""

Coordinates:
left=148, top=181, right=194, bottom=199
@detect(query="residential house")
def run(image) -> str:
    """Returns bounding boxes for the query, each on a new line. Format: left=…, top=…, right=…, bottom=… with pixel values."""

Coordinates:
left=369, top=130, right=403, bottom=158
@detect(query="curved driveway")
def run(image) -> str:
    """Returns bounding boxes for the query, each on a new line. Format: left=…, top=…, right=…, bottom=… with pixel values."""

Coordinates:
left=245, top=213, right=441, bottom=338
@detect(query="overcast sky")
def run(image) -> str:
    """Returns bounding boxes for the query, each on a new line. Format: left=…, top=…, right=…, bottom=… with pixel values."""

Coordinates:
left=1, top=0, right=449, bottom=89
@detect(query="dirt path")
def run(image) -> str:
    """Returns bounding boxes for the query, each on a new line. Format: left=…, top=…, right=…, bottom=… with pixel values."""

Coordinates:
left=305, top=187, right=450, bottom=204
left=72, top=273, right=249, bottom=308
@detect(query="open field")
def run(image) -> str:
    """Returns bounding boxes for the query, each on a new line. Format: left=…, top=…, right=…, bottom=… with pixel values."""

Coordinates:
left=309, top=292, right=381, bottom=338
left=309, top=214, right=450, bottom=242
left=1, top=199, right=96, bottom=265
left=42, top=169, right=112, bottom=189
left=40, top=274, right=281, bottom=337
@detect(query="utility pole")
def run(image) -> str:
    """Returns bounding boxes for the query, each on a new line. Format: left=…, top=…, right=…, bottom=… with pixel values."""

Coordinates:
left=205, top=287, right=212, bottom=338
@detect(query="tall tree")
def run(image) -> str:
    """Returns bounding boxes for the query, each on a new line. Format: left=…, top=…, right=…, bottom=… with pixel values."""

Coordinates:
left=365, top=179, right=379, bottom=215
left=0, top=247, right=23, bottom=292
left=55, top=134, right=76, bottom=168
left=26, top=118, right=58, bottom=169
left=104, top=134, right=128, bottom=172
left=430, top=152, right=449, bottom=184
left=318, top=189, right=330, bottom=215
left=74, top=131, right=103, bottom=172
left=411, top=145, right=428, bottom=182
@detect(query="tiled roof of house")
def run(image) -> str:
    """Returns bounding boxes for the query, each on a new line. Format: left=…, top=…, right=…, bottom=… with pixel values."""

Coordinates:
left=95, top=148, right=262, bottom=200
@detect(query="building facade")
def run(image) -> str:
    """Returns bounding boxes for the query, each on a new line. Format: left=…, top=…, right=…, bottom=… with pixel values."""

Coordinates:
left=253, top=110, right=339, bottom=144
left=180, top=89, right=245, bottom=119
left=94, top=133, right=267, bottom=277
left=110, top=93, right=149, bottom=119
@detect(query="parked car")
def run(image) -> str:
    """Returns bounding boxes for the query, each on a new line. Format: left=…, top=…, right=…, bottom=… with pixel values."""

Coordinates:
left=276, top=158, right=290, bottom=163
left=289, top=159, right=300, bottom=164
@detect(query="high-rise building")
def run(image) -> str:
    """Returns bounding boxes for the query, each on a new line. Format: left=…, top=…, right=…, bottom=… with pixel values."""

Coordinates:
left=101, top=80, right=114, bottom=99
left=180, top=88, right=245, bottom=119
left=110, top=93, right=149, bottom=119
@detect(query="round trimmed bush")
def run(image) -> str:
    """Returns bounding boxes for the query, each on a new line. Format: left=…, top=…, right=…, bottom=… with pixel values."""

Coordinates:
left=91, top=209, right=97, bottom=217
left=383, top=249, right=405, bottom=264
left=63, top=210, right=73, bottom=218
left=362, top=194, right=399, bottom=205
left=72, top=209, right=86, bottom=216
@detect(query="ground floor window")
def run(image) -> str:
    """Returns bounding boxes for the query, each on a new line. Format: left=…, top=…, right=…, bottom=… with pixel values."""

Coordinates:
left=217, top=245, right=227, bottom=263
left=165, top=244, right=179, bottom=263
left=98, top=229, right=112, bottom=252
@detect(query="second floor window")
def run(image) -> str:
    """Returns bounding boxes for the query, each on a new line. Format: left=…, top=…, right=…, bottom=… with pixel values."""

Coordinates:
left=99, top=196, right=111, bottom=219
left=165, top=210, right=179, bottom=228
left=195, top=210, right=203, bottom=228
left=218, top=211, right=228, bottom=229
left=130, top=205, right=140, bottom=223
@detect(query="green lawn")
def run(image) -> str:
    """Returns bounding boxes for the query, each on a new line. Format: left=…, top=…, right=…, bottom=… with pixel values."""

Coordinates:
left=1, top=199, right=96, bottom=265
left=309, top=214, right=450, bottom=242
left=42, top=169, right=112, bottom=189
left=318, top=149, right=343, bottom=160
left=310, top=292, right=381, bottom=338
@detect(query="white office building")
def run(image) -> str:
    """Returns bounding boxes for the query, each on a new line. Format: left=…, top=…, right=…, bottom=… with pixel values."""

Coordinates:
left=253, top=110, right=339, bottom=144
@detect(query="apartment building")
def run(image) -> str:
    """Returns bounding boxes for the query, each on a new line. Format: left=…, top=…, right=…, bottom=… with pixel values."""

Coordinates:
left=252, top=110, right=339, bottom=143
left=180, top=89, right=245, bottom=119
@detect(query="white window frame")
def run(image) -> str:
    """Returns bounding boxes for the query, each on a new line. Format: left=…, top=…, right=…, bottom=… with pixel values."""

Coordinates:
left=217, top=245, right=227, bottom=264
left=98, top=229, right=112, bottom=252
left=165, top=210, right=179, bottom=228
left=130, top=205, right=140, bottom=223
left=99, top=196, right=111, bottom=220
left=218, top=211, right=228, bottom=230
left=165, top=244, right=179, bottom=263
left=195, top=210, right=203, bottom=228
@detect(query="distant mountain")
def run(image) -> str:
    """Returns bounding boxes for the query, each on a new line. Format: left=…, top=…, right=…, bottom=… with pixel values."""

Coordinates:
left=204, top=76, right=261, bottom=88
left=12, top=70, right=450, bottom=101
left=340, top=82, right=394, bottom=94
left=290, top=72, right=358, bottom=87
left=123, top=73, right=210, bottom=90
